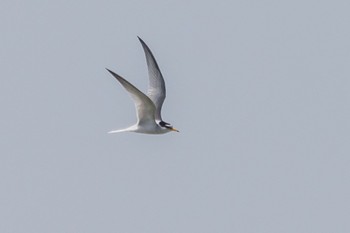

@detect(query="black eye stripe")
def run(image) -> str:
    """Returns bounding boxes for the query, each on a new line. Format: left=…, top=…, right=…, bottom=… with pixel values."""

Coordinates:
left=159, top=121, right=171, bottom=128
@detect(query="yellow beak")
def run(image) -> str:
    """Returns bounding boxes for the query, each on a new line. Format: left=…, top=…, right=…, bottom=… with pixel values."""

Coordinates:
left=171, top=127, right=179, bottom=132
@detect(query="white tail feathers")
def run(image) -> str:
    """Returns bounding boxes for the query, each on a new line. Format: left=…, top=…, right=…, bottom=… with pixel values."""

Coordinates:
left=108, top=126, right=136, bottom=134
left=108, top=129, right=129, bottom=133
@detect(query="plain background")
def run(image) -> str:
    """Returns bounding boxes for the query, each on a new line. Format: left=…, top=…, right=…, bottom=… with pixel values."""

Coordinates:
left=1, top=0, right=349, bottom=232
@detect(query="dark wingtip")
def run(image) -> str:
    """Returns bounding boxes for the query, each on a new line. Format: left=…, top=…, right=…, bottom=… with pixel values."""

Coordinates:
left=105, top=68, right=126, bottom=82
left=105, top=68, right=118, bottom=78
left=137, top=36, right=147, bottom=46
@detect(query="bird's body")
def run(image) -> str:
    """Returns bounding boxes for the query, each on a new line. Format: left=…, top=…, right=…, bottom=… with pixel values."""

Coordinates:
left=106, top=37, right=178, bottom=134
left=109, top=121, right=169, bottom=134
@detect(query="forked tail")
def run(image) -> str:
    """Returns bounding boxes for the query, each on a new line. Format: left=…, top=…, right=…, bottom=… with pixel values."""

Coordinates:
left=108, top=129, right=129, bottom=134
left=108, top=126, right=136, bottom=134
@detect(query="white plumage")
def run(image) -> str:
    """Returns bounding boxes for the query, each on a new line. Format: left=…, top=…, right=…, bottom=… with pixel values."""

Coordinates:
left=106, top=37, right=178, bottom=134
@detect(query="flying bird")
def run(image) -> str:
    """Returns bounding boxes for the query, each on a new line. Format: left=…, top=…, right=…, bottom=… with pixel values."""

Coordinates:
left=106, top=37, right=178, bottom=134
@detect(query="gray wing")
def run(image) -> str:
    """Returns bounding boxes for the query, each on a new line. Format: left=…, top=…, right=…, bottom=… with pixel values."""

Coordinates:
left=138, top=37, right=166, bottom=121
left=106, top=68, right=156, bottom=124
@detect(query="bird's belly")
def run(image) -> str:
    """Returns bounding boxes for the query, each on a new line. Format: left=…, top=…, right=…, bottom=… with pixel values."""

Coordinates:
left=136, top=124, right=169, bottom=134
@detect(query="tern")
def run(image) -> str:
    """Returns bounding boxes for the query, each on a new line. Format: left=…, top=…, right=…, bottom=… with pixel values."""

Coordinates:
left=106, top=37, right=179, bottom=134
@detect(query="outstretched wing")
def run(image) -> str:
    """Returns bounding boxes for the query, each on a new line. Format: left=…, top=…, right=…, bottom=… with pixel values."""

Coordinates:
left=106, top=68, right=156, bottom=124
left=138, top=37, right=166, bottom=121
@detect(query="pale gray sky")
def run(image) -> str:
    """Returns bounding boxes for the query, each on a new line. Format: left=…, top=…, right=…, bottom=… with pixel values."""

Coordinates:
left=1, top=0, right=349, bottom=233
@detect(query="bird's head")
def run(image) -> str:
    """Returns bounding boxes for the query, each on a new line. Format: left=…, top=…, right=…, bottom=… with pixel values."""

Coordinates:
left=159, top=121, right=179, bottom=132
